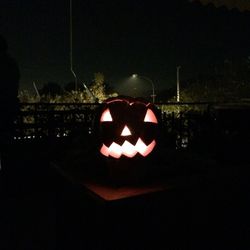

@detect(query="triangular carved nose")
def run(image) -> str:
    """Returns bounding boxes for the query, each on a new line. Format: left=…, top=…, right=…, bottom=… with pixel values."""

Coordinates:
left=121, top=125, right=132, bottom=136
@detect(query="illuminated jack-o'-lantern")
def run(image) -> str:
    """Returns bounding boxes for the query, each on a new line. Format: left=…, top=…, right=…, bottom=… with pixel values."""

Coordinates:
left=97, top=96, right=159, bottom=159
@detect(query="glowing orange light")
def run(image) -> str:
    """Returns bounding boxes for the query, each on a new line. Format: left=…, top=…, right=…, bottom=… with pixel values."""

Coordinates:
left=109, top=142, right=122, bottom=158
left=137, top=139, right=156, bottom=157
left=144, top=109, right=158, bottom=123
left=100, top=109, right=113, bottom=122
left=100, top=144, right=109, bottom=157
left=100, top=138, right=156, bottom=158
left=121, top=125, right=132, bottom=136
left=121, top=141, right=137, bottom=157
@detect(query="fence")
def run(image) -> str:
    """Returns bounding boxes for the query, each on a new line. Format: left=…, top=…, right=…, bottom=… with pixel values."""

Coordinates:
left=13, top=102, right=214, bottom=149
left=15, top=103, right=99, bottom=140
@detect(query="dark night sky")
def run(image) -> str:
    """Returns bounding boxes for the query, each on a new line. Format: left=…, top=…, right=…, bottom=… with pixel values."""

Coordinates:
left=1, top=0, right=250, bottom=93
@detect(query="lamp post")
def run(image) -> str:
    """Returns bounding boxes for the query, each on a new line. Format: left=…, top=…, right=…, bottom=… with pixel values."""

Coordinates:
left=33, top=81, right=41, bottom=101
left=176, top=66, right=181, bottom=102
left=131, top=74, right=156, bottom=103
left=70, top=0, right=77, bottom=91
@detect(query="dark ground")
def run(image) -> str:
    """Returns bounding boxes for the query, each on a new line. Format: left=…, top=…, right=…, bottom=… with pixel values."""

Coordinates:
left=1, top=139, right=250, bottom=250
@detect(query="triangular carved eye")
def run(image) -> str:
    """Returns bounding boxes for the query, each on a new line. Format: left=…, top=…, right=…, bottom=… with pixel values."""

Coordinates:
left=144, top=109, right=158, bottom=124
left=100, top=109, right=113, bottom=122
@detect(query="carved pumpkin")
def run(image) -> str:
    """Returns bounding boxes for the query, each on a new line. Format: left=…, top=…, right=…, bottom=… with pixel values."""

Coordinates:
left=97, top=96, right=159, bottom=159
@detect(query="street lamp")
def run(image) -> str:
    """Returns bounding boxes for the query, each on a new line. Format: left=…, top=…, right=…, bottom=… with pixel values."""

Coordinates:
left=131, top=74, right=156, bottom=103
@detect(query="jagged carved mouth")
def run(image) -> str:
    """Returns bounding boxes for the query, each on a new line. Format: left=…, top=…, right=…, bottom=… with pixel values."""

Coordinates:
left=100, top=138, right=156, bottom=159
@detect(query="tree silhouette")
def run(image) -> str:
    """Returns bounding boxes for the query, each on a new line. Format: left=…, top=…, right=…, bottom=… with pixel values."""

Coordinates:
left=64, top=81, right=84, bottom=92
left=90, top=72, right=107, bottom=102
left=39, top=82, right=63, bottom=97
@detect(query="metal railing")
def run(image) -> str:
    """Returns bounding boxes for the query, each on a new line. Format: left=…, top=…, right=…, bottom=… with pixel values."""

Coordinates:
left=14, top=103, right=100, bottom=140
left=13, top=102, right=214, bottom=149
